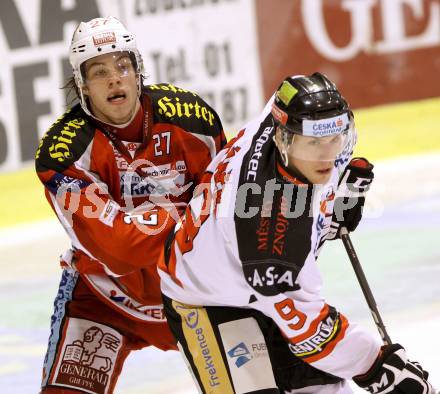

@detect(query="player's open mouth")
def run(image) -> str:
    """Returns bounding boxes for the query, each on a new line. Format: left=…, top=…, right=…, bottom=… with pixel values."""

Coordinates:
left=108, top=93, right=126, bottom=102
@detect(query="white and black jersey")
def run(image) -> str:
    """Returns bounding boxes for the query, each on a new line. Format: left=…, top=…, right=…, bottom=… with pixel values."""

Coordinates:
left=159, top=97, right=381, bottom=380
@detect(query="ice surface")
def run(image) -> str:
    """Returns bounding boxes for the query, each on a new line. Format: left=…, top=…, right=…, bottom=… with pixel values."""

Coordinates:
left=1, top=155, right=438, bottom=393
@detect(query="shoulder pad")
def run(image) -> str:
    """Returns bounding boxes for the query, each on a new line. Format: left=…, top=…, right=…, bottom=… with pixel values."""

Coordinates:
left=143, top=83, right=223, bottom=137
left=35, top=104, right=95, bottom=173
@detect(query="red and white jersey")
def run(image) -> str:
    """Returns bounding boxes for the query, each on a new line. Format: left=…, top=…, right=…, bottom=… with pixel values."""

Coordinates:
left=36, top=83, right=226, bottom=322
left=159, top=98, right=381, bottom=379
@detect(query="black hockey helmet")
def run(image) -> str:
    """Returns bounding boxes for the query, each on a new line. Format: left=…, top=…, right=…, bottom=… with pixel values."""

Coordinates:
left=271, top=73, right=356, bottom=166
left=271, top=72, right=353, bottom=135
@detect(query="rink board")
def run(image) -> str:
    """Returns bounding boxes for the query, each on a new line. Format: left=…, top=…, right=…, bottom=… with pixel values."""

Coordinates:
left=1, top=96, right=440, bottom=228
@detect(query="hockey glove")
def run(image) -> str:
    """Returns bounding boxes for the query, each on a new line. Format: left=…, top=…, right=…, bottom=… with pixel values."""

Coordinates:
left=327, top=157, right=374, bottom=240
left=353, top=343, right=433, bottom=393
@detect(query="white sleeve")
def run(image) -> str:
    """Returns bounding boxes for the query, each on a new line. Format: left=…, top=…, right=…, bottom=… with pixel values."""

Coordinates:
left=253, top=259, right=382, bottom=379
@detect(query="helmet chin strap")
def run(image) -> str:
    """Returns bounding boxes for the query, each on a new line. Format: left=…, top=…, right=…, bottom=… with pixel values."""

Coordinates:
left=273, top=128, right=294, bottom=168
left=78, top=85, right=93, bottom=118
left=281, top=148, right=289, bottom=167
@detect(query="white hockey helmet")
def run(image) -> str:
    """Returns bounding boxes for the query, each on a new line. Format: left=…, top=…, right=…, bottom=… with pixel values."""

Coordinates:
left=69, top=16, right=144, bottom=114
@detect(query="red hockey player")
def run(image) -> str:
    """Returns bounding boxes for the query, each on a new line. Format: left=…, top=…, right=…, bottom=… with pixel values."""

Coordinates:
left=36, top=16, right=226, bottom=394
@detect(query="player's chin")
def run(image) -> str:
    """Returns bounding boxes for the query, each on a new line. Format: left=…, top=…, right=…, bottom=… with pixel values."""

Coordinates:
left=106, top=104, right=133, bottom=124
left=311, top=169, right=332, bottom=184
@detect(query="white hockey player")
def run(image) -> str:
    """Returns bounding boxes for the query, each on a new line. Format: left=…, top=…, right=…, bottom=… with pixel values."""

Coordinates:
left=158, top=73, right=434, bottom=393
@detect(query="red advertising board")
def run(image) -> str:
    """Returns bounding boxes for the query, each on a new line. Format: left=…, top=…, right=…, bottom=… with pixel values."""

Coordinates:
left=255, top=0, right=440, bottom=108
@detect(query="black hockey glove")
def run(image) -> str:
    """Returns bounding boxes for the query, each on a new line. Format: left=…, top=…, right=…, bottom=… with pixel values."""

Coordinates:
left=327, top=157, right=374, bottom=240
left=353, top=343, right=434, bottom=393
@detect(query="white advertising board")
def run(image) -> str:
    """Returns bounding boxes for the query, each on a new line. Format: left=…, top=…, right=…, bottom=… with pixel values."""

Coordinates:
left=0, top=0, right=263, bottom=172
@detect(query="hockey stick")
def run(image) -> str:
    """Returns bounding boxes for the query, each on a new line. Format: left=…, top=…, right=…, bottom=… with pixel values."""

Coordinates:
left=340, top=228, right=440, bottom=393
left=339, top=227, right=392, bottom=345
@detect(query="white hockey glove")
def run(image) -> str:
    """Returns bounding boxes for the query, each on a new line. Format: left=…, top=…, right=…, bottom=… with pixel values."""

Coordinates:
left=327, top=157, right=374, bottom=240
left=353, top=343, right=434, bottom=393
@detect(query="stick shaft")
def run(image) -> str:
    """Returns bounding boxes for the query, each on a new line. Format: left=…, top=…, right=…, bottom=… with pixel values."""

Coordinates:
left=340, top=227, right=392, bottom=345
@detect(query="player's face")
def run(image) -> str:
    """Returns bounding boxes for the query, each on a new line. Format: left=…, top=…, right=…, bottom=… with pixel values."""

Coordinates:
left=277, top=130, right=343, bottom=184
left=82, top=52, right=140, bottom=125
left=289, top=156, right=334, bottom=184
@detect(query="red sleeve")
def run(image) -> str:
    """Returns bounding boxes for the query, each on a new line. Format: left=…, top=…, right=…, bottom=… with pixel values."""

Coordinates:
left=38, top=166, right=178, bottom=276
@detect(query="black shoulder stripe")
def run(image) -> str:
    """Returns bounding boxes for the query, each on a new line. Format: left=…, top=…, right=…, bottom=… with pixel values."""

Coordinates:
left=35, top=104, right=96, bottom=173
left=234, top=116, right=313, bottom=296
left=143, top=83, right=223, bottom=138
